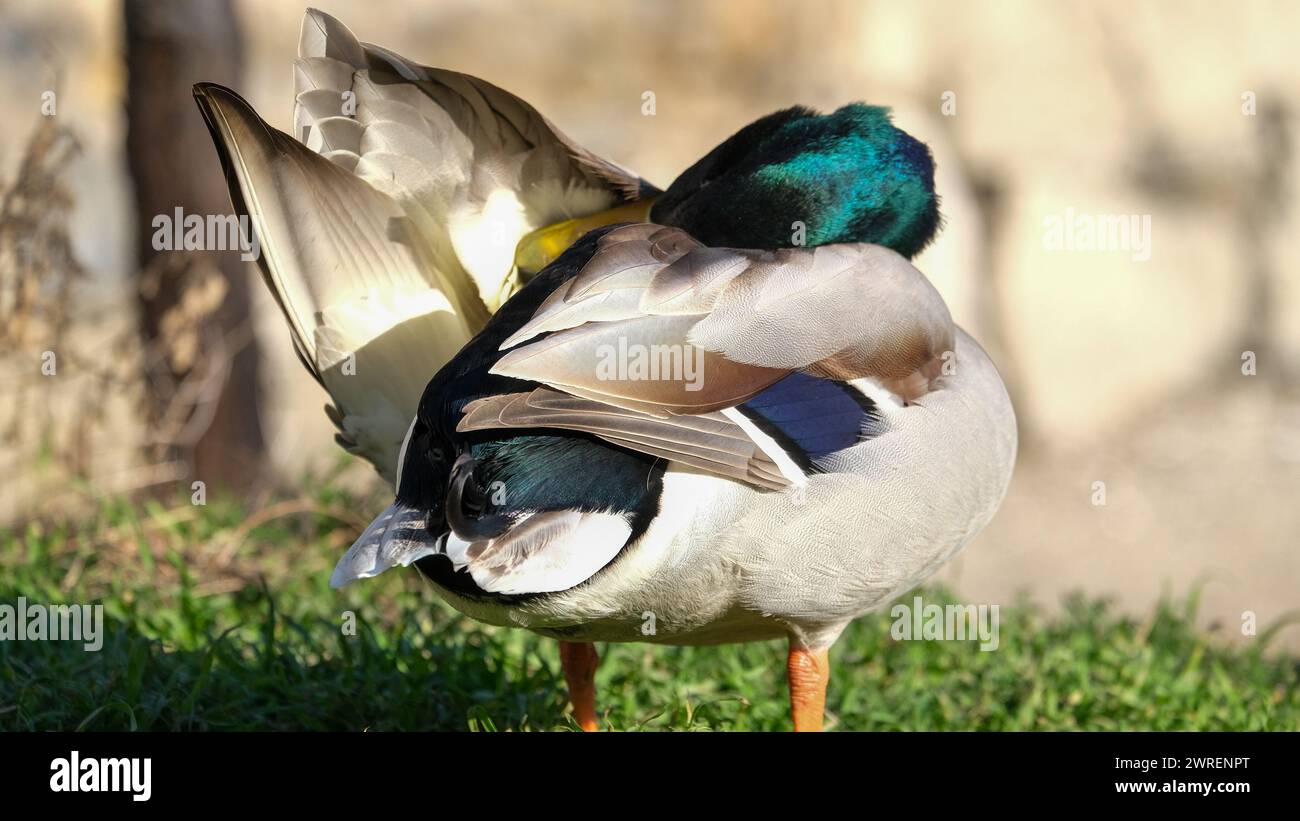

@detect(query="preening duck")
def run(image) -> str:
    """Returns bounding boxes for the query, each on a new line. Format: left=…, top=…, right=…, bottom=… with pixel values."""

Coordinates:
left=196, top=8, right=1016, bottom=731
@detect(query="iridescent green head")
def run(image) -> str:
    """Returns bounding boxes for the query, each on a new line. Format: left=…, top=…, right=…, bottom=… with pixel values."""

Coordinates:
left=651, top=104, right=941, bottom=258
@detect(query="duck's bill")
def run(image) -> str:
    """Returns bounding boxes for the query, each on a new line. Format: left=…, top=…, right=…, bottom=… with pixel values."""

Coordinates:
left=330, top=503, right=441, bottom=589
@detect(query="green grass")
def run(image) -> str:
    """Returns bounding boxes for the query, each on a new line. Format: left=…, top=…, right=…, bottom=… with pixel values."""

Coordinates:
left=1, top=471, right=1297, bottom=731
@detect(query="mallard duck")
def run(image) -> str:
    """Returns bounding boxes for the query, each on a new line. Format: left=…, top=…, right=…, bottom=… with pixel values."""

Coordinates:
left=196, top=8, right=1016, bottom=731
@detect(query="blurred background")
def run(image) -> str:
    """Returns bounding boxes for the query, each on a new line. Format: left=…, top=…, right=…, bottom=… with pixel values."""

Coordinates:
left=1, top=0, right=1297, bottom=646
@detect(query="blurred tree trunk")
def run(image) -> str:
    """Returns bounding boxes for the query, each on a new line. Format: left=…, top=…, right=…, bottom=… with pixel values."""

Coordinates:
left=123, top=0, right=264, bottom=490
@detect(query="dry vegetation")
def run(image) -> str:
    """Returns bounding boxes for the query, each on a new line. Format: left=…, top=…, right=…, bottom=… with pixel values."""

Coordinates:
left=0, top=115, right=261, bottom=519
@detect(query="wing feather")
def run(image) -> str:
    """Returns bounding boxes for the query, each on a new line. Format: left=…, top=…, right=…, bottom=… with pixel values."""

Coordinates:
left=193, top=83, right=474, bottom=482
left=198, top=9, right=660, bottom=482
left=458, top=389, right=791, bottom=489
left=460, top=223, right=953, bottom=487
left=492, top=224, right=954, bottom=409
left=293, top=8, right=658, bottom=311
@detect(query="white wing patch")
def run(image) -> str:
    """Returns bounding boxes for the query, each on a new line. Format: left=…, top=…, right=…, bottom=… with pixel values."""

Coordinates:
left=465, top=511, right=633, bottom=595
left=849, top=377, right=907, bottom=411
left=721, top=407, right=808, bottom=487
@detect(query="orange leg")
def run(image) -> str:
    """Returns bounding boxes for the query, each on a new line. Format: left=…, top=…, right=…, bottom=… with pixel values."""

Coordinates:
left=559, top=640, right=600, bottom=732
left=787, top=643, right=831, bottom=732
